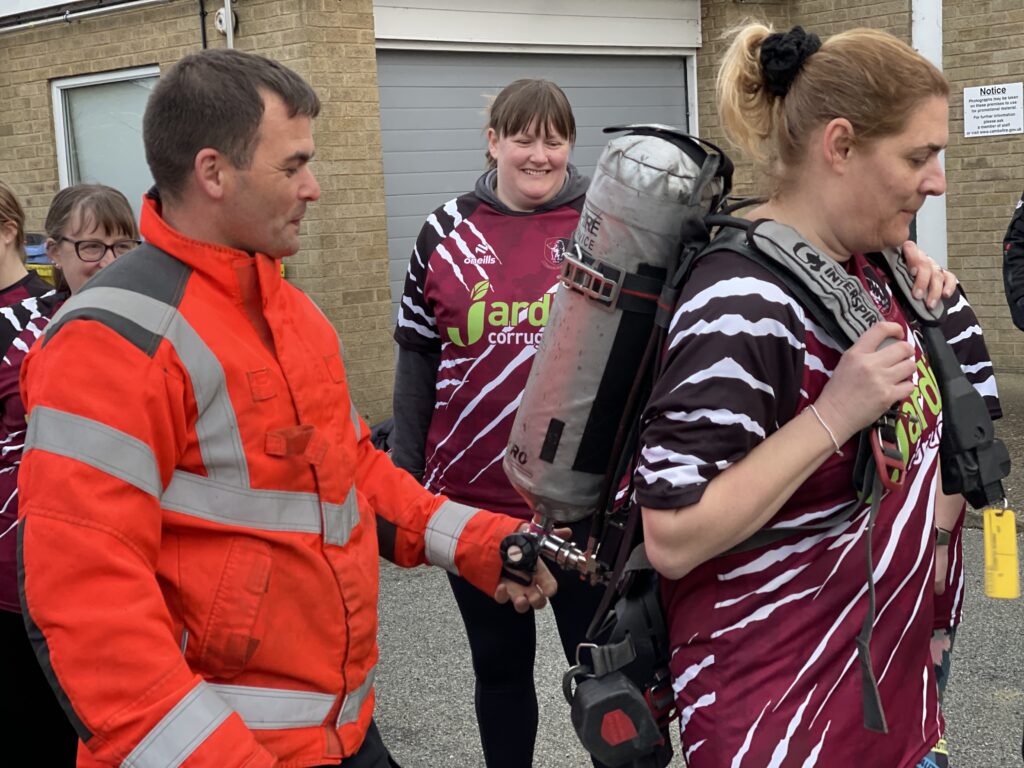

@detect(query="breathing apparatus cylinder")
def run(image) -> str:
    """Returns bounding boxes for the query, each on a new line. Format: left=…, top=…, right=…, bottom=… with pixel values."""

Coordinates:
left=503, top=128, right=725, bottom=522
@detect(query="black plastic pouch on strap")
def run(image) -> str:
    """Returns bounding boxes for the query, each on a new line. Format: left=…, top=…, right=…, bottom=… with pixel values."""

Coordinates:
left=919, top=323, right=1010, bottom=507
left=866, top=255, right=1011, bottom=507
left=564, top=555, right=675, bottom=768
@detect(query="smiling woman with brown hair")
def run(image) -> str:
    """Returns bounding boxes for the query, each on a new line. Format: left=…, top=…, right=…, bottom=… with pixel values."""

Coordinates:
left=390, top=80, right=607, bottom=768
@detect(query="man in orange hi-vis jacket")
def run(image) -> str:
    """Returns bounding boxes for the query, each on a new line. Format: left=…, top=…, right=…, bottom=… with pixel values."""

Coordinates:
left=16, top=49, right=556, bottom=768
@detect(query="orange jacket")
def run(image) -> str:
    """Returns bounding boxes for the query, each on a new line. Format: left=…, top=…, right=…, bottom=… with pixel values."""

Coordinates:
left=17, top=194, right=520, bottom=767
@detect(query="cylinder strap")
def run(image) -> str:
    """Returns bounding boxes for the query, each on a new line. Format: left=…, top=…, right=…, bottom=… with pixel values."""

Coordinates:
left=560, top=244, right=665, bottom=315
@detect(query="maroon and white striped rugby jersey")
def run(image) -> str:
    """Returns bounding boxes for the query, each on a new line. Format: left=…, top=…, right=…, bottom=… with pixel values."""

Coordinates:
left=637, top=248, right=943, bottom=767
left=394, top=175, right=585, bottom=518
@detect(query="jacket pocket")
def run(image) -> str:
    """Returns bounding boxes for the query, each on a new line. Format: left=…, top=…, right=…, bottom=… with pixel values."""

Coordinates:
left=196, top=537, right=273, bottom=680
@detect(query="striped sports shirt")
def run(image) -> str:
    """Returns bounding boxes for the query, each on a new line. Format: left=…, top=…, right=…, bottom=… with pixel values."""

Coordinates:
left=637, top=248, right=944, bottom=767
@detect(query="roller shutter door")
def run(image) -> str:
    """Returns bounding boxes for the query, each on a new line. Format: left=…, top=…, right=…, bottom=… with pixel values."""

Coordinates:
left=377, top=50, right=689, bottom=313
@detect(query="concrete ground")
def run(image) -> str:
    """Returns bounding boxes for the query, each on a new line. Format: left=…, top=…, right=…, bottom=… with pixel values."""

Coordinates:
left=375, top=373, right=1024, bottom=768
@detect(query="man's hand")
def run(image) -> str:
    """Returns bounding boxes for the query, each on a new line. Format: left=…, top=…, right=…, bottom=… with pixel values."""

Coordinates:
left=494, top=559, right=558, bottom=613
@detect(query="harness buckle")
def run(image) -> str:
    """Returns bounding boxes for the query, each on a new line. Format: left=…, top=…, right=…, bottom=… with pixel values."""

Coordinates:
left=870, top=407, right=907, bottom=492
left=560, top=244, right=623, bottom=311
left=643, top=674, right=679, bottom=728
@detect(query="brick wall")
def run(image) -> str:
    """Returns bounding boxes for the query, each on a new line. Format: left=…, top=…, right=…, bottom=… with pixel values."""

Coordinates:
left=698, top=1, right=1021, bottom=375
left=944, top=0, right=1024, bottom=372
left=0, top=0, right=395, bottom=421
left=697, top=1, right=792, bottom=195
left=697, top=1, right=913, bottom=194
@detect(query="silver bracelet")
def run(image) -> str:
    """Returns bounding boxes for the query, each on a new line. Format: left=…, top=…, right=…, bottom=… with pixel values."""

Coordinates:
left=807, top=403, right=843, bottom=456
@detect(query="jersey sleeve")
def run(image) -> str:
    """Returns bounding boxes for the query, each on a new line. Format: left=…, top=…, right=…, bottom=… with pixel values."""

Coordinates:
left=939, top=288, right=1001, bottom=419
left=393, top=221, right=440, bottom=352
left=18, top=321, right=273, bottom=767
left=636, top=251, right=806, bottom=510
left=394, top=194, right=484, bottom=353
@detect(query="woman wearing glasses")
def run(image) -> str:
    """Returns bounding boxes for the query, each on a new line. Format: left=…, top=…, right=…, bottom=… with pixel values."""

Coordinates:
left=0, top=183, right=137, bottom=765
left=45, top=184, right=140, bottom=292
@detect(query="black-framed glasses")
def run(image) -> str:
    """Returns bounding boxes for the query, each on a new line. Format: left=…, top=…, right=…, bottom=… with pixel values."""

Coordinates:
left=56, top=236, right=141, bottom=262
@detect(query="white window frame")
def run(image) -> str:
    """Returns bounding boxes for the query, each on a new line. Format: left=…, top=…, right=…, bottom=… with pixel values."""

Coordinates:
left=51, top=65, right=160, bottom=189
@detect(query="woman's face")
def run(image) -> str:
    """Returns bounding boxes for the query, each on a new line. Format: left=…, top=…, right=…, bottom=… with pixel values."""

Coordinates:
left=488, top=120, right=571, bottom=212
left=838, top=96, right=949, bottom=252
left=48, top=213, right=133, bottom=294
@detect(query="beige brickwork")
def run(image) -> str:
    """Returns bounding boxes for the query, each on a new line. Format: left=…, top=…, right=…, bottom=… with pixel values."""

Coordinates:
left=944, top=0, right=1024, bottom=372
left=697, top=1, right=1021, bottom=375
left=697, top=1, right=792, bottom=195
left=0, top=0, right=394, bottom=421
left=2, top=0, right=1020, bottom=415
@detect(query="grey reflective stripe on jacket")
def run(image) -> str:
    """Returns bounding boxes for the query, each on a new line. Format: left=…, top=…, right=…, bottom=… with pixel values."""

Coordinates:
left=47, top=286, right=248, bottom=486
left=119, top=672, right=381, bottom=765
left=36, top=284, right=362, bottom=544
left=424, top=500, right=478, bottom=575
left=208, top=683, right=339, bottom=730
left=337, top=666, right=376, bottom=728
left=121, top=682, right=231, bottom=768
left=27, top=406, right=162, bottom=498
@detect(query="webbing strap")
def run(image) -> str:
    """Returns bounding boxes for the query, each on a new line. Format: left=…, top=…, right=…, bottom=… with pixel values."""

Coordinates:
left=560, top=245, right=665, bottom=314
left=724, top=495, right=863, bottom=555
left=856, top=470, right=888, bottom=733
left=590, top=636, right=638, bottom=677
left=709, top=221, right=945, bottom=353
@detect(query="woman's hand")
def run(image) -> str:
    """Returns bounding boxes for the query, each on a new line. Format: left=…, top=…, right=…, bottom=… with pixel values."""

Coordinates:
left=814, top=321, right=916, bottom=442
left=903, top=240, right=958, bottom=309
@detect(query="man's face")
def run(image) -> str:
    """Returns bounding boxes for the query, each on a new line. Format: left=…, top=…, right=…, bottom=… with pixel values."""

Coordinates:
left=223, top=93, right=320, bottom=258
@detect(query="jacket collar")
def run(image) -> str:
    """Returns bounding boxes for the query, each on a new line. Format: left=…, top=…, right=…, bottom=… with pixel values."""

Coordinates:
left=140, top=189, right=284, bottom=301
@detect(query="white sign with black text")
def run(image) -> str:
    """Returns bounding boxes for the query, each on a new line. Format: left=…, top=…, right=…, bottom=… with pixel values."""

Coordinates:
left=964, top=82, right=1024, bottom=138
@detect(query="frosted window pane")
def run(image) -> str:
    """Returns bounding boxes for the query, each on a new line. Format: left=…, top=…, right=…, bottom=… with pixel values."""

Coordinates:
left=64, top=76, right=157, bottom=223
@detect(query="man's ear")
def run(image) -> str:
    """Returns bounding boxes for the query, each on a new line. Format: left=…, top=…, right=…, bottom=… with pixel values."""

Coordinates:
left=821, top=117, right=857, bottom=174
left=193, top=148, right=229, bottom=201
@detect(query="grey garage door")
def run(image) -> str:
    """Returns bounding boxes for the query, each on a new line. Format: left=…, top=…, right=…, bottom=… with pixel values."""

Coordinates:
left=377, top=50, right=690, bottom=314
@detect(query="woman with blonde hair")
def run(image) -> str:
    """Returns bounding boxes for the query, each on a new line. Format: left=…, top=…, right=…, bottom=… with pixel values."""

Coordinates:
left=636, top=24, right=967, bottom=766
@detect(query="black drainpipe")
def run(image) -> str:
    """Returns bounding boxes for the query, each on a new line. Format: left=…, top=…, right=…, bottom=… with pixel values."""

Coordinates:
left=198, top=0, right=208, bottom=48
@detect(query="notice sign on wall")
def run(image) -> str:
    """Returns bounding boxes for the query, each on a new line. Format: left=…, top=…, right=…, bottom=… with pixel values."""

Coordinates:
left=964, top=82, right=1024, bottom=138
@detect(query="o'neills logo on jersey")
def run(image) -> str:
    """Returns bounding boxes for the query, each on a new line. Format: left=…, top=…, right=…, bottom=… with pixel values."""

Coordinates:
left=447, top=280, right=551, bottom=347
left=464, top=242, right=499, bottom=265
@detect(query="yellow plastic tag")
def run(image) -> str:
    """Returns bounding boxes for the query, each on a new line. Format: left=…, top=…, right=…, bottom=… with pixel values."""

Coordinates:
left=983, top=507, right=1020, bottom=600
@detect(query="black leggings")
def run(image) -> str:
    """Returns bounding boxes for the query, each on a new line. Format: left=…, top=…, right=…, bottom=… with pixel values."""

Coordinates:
left=319, top=721, right=400, bottom=767
left=447, top=517, right=608, bottom=768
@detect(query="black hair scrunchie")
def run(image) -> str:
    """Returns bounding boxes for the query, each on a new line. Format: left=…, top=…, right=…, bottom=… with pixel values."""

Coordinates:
left=760, top=26, right=822, bottom=97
